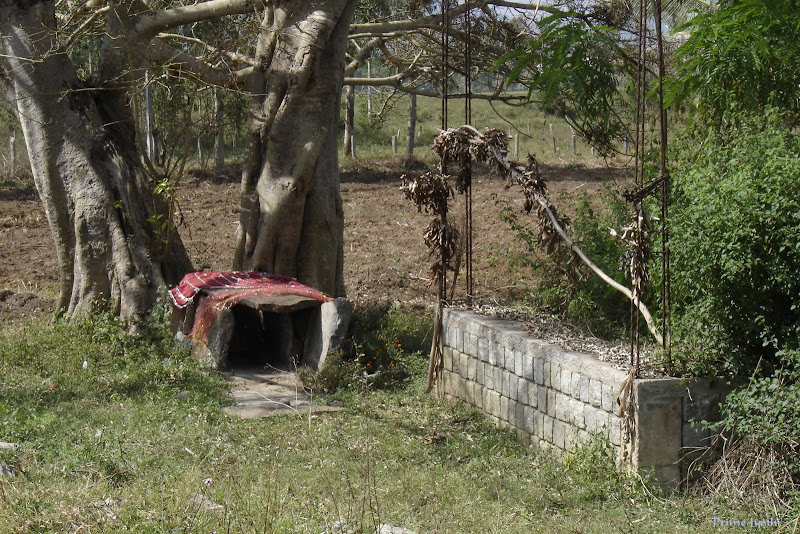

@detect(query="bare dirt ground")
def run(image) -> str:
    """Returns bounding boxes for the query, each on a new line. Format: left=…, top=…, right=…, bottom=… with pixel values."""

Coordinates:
left=0, top=161, right=629, bottom=325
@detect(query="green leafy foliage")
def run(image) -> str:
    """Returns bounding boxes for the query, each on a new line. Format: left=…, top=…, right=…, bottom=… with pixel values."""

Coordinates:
left=497, top=10, right=630, bottom=155
left=498, top=188, right=637, bottom=339
left=666, top=0, right=800, bottom=126
left=712, top=350, right=800, bottom=477
left=669, top=110, right=800, bottom=377
left=300, top=304, right=431, bottom=393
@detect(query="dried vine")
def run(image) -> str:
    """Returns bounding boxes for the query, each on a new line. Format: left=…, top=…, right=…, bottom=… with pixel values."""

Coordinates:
left=401, top=170, right=458, bottom=390
left=404, top=125, right=664, bottom=352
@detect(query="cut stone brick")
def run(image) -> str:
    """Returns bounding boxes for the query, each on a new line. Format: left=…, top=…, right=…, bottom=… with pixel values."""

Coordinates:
left=589, top=378, right=603, bottom=408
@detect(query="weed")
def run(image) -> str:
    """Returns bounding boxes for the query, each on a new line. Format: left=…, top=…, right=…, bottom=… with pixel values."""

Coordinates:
left=300, top=304, right=431, bottom=394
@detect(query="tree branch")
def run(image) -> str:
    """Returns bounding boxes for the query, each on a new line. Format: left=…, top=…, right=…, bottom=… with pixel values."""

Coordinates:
left=133, top=0, right=266, bottom=39
left=157, top=32, right=258, bottom=67
left=456, top=123, right=663, bottom=345
left=351, top=0, right=558, bottom=36
left=350, top=2, right=478, bottom=35
left=344, top=36, right=384, bottom=77
left=145, top=39, right=248, bottom=89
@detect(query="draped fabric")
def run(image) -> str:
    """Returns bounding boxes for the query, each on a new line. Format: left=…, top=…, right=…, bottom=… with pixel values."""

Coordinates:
left=170, top=271, right=331, bottom=342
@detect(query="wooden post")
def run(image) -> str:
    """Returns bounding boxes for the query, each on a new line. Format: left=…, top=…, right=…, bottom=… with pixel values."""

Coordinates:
left=343, top=84, right=355, bottom=157
left=514, top=134, right=520, bottom=160
left=366, top=60, right=373, bottom=125
left=549, top=123, right=556, bottom=156
left=591, top=146, right=595, bottom=157
left=392, top=135, right=397, bottom=155
left=568, top=125, right=577, bottom=155
left=624, top=135, right=629, bottom=155
left=9, top=130, right=15, bottom=171
left=214, top=87, right=225, bottom=176
left=350, top=135, right=356, bottom=158
left=406, top=93, right=417, bottom=157
left=144, top=71, right=155, bottom=161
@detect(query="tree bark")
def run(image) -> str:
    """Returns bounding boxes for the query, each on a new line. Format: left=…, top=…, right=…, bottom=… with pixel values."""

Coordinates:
left=234, top=0, right=357, bottom=298
left=0, top=2, right=192, bottom=323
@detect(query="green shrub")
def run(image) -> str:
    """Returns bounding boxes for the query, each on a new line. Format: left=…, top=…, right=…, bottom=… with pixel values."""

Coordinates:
left=716, top=350, right=800, bottom=474
left=670, top=110, right=800, bottom=377
left=498, top=187, right=640, bottom=339
left=299, top=303, right=431, bottom=393
left=666, top=0, right=800, bottom=128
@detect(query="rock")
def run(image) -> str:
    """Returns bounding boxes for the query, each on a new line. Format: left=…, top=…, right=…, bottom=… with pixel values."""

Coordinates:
left=0, top=461, right=14, bottom=478
left=176, top=390, right=190, bottom=401
left=190, top=307, right=235, bottom=368
left=188, top=492, right=224, bottom=514
left=320, top=522, right=416, bottom=534
left=174, top=331, right=192, bottom=350
left=376, top=525, right=417, bottom=534
left=0, top=442, right=18, bottom=451
left=304, top=297, right=353, bottom=370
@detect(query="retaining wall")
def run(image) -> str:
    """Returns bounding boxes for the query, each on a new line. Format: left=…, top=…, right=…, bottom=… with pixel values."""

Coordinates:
left=439, top=308, right=729, bottom=488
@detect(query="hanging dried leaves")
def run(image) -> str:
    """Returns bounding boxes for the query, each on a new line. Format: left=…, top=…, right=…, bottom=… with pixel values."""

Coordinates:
left=425, top=218, right=459, bottom=278
left=434, top=125, right=573, bottom=256
left=612, top=206, right=652, bottom=294
left=400, top=172, right=453, bottom=216
left=402, top=124, right=664, bottom=346
left=401, top=172, right=459, bottom=282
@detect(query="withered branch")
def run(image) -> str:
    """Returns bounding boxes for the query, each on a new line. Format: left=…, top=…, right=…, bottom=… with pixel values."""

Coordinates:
left=428, top=125, right=664, bottom=345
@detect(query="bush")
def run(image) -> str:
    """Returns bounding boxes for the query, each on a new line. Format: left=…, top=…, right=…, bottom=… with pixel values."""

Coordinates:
left=299, top=303, right=431, bottom=394
left=695, top=350, right=800, bottom=502
left=498, top=187, right=640, bottom=339
left=670, top=110, right=800, bottom=377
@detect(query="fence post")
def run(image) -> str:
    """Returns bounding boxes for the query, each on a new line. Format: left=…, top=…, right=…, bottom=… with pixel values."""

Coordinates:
left=549, top=123, right=556, bottom=156
left=350, top=135, right=356, bottom=158
left=9, top=130, right=16, bottom=171
left=569, top=125, right=577, bottom=155
left=514, top=134, right=520, bottom=160
left=392, top=135, right=398, bottom=155
left=624, top=135, right=629, bottom=155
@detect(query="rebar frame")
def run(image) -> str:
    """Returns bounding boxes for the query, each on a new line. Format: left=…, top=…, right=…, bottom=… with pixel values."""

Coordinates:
left=631, top=0, right=672, bottom=375
left=464, top=1, right=474, bottom=305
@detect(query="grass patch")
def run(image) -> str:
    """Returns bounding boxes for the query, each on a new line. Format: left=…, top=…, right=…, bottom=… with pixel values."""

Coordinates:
left=0, top=308, right=788, bottom=532
left=340, top=94, right=613, bottom=166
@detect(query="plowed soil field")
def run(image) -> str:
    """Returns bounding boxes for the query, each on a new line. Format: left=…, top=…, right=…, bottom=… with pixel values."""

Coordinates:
left=0, top=161, right=628, bottom=324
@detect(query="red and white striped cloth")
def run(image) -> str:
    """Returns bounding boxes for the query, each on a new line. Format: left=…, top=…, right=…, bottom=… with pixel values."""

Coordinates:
left=169, top=271, right=330, bottom=309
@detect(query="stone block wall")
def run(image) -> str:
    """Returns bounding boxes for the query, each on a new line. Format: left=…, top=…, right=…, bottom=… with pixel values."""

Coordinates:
left=439, top=308, right=729, bottom=488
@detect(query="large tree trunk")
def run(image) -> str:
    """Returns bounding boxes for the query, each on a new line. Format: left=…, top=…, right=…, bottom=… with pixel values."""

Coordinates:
left=234, top=0, right=357, bottom=297
left=0, top=3, right=192, bottom=323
